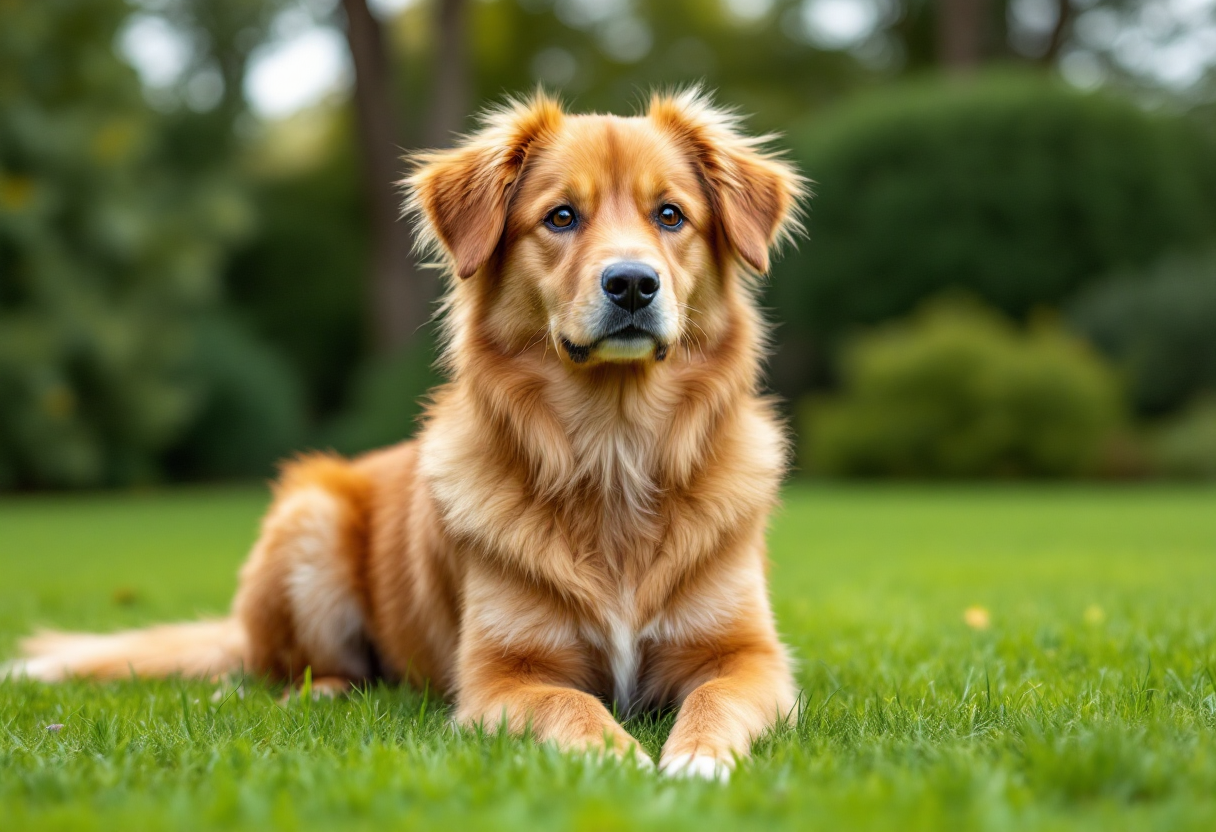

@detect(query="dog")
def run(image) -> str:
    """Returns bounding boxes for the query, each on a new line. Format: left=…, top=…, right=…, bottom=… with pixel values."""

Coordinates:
left=8, top=89, right=806, bottom=780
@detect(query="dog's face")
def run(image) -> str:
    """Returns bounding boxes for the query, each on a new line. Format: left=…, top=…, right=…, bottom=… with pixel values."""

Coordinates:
left=409, top=91, right=802, bottom=367
left=497, top=115, right=710, bottom=364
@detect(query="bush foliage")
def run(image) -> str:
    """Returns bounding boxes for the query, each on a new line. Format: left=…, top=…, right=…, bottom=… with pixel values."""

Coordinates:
left=321, top=334, right=442, bottom=457
left=801, top=298, right=1125, bottom=478
left=1149, top=396, right=1216, bottom=480
left=163, top=318, right=306, bottom=481
left=1068, top=250, right=1216, bottom=417
left=225, top=147, right=369, bottom=418
left=0, top=0, right=250, bottom=488
left=771, top=74, right=1216, bottom=397
left=6, top=18, right=1216, bottom=488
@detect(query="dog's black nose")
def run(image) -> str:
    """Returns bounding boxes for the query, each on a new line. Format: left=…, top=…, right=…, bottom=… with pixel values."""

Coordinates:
left=601, top=262, right=659, bottom=312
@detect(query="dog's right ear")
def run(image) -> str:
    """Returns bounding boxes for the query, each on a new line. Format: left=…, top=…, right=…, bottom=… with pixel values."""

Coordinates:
left=406, top=93, right=564, bottom=279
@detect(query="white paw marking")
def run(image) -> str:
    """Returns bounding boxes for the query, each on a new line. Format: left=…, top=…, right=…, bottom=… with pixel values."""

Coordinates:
left=578, top=746, right=656, bottom=771
left=660, top=753, right=733, bottom=783
left=630, top=751, right=657, bottom=771
left=1, top=658, right=61, bottom=682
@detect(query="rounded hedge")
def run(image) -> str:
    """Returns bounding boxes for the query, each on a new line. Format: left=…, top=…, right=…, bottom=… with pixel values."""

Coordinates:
left=770, top=73, right=1216, bottom=398
left=800, top=297, right=1125, bottom=479
left=1068, top=250, right=1216, bottom=417
left=1150, top=396, right=1216, bottom=480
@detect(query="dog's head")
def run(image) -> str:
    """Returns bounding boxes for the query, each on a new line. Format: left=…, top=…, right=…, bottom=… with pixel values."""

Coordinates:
left=408, top=90, right=804, bottom=367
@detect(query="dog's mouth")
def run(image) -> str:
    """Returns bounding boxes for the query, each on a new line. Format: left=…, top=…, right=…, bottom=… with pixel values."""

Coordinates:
left=561, top=326, right=668, bottom=364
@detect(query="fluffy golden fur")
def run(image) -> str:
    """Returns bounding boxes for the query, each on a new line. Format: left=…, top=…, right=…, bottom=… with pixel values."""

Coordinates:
left=8, top=89, right=806, bottom=779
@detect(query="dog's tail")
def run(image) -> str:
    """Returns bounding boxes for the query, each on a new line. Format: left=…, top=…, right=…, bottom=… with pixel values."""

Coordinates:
left=3, top=618, right=247, bottom=682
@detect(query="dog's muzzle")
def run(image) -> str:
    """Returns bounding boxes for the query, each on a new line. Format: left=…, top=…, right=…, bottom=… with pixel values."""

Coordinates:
left=561, top=261, right=671, bottom=363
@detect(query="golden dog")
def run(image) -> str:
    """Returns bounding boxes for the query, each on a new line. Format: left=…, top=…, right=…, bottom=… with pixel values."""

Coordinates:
left=10, top=90, right=805, bottom=780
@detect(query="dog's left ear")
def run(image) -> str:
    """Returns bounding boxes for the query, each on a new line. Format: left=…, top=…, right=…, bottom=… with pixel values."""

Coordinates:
left=649, top=90, right=806, bottom=275
left=406, top=93, right=564, bottom=279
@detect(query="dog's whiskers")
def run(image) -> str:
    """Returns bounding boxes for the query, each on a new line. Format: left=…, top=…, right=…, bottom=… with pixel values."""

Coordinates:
left=515, top=327, right=550, bottom=359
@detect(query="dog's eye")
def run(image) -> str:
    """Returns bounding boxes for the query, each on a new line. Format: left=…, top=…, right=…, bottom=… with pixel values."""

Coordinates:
left=545, top=206, right=577, bottom=231
left=657, top=204, right=683, bottom=229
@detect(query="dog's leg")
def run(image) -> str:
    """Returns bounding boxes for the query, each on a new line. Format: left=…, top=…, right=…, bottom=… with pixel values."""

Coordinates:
left=458, top=672, right=645, bottom=760
left=234, top=458, right=373, bottom=686
left=454, top=572, right=648, bottom=763
left=656, top=643, right=793, bottom=781
left=652, top=590, right=796, bottom=781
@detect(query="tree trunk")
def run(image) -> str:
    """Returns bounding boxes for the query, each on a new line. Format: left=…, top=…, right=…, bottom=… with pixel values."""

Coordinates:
left=937, top=0, right=991, bottom=71
left=425, top=0, right=469, bottom=148
left=341, top=0, right=430, bottom=354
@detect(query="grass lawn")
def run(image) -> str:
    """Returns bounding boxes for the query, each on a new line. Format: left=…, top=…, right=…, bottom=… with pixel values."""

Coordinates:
left=2, top=484, right=1215, bottom=831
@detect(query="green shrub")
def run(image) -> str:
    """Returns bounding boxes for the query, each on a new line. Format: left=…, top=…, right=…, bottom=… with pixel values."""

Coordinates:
left=0, top=0, right=250, bottom=488
left=1148, top=396, right=1216, bottom=480
left=224, top=148, right=368, bottom=418
left=163, top=318, right=306, bottom=481
left=321, top=334, right=442, bottom=456
left=770, top=73, right=1216, bottom=398
left=1068, top=250, right=1216, bottom=417
left=801, top=297, right=1125, bottom=478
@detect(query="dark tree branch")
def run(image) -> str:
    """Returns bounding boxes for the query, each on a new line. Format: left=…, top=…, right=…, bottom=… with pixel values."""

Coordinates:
left=1042, top=0, right=1072, bottom=64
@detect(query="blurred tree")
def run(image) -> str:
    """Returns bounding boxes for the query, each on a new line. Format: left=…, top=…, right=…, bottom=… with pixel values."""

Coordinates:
left=1040, top=0, right=1073, bottom=64
left=342, top=0, right=430, bottom=353
left=1044, top=0, right=1216, bottom=98
left=426, top=0, right=470, bottom=147
left=937, top=0, right=991, bottom=70
left=0, top=0, right=252, bottom=488
left=793, top=0, right=1215, bottom=94
left=225, top=124, right=368, bottom=418
left=141, top=0, right=292, bottom=116
left=126, top=0, right=294, bottom=176
left=362, top=0, right=874, bottom=152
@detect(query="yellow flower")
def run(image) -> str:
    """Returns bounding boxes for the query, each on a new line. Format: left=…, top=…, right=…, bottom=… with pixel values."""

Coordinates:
left=963, top=605, right=991, bottom=630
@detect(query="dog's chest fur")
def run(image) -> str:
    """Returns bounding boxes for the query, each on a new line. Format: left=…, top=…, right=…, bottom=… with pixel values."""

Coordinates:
left=561, top=448, right=665, bottom=709
left=578, top=585, right=644, bottom=708
left=420, top=350, right=781, bottom=707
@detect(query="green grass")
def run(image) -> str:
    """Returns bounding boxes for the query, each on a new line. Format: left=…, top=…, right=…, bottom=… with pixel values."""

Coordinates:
left=2, top=484, right=1215, bottom=831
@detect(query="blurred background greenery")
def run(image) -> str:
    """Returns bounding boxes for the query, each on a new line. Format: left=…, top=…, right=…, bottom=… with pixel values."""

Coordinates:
left=2, top=0, right=1215, bottom=489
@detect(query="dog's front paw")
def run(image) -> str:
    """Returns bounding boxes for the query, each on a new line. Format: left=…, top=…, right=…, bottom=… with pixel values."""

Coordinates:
left=622, top=747, right=657, bottom=771
left=659, top=753, right=733, bottom=783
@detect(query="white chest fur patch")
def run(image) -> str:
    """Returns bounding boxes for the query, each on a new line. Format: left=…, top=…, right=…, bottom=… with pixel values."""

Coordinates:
left=581, top=590, right=642, bottom=710
left=606, top=613, right=640, bottom=708
left=585, top=576, right=750, bottom=711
